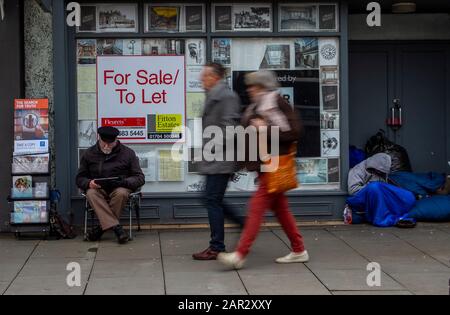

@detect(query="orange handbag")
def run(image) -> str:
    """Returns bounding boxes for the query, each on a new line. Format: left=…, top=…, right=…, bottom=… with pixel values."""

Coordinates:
left=263, top=143, right=299, bottom=194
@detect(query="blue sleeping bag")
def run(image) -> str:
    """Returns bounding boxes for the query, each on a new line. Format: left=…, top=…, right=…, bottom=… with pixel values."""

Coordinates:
left=347, top=182, right=416, bottom=227
left=389, top=172, right=446, bottom=197
left=350, top=146, right=366, bottom=169
left=406, top=195, right=450, bottom=222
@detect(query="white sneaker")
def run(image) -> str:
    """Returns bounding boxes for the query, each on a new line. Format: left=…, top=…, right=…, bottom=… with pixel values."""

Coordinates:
left=217, top=252, right=246, bottom=270
left=276, top=251, right=309, bottom=264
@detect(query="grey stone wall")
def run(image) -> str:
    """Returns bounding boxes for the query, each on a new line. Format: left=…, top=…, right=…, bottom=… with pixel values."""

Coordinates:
left=24, top=0, right=55, bottom=187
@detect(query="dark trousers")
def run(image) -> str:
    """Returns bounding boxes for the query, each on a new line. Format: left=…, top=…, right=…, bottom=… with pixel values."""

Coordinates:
left=204, top=174, right=244, bottom=252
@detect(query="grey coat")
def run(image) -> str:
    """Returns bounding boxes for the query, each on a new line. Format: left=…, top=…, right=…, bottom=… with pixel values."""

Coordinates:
left=199, top=81, right=241, bottom=175
left=348, top=153, right=392, bottom=195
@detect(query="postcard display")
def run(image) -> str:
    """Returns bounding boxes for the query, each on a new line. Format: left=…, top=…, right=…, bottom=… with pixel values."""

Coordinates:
left=76, top=2, right=340, bottom=193
left=10, top=99, right=51, bottom=230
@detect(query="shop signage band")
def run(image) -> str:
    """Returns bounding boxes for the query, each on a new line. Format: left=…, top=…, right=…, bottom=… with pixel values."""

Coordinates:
left=97, top=55, right=186, bottom=144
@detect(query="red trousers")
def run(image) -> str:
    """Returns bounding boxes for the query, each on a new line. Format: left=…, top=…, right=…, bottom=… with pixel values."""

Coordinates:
left=236, top=174, right=305, bottom=257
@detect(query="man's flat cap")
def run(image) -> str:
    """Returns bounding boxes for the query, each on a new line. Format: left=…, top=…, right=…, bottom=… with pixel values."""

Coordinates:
left=98, top=126, right=120, bottom=143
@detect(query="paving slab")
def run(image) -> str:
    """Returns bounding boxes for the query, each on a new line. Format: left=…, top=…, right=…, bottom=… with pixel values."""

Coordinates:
left=160, top=230, right=241, bottom=256
left=95, top=233, right=161, bottom=261
left=32, top=239, right=97, bottom=259
left=90, top=258, right=162, bottom=279
left=389, top=272, right=450, bottom=295
left=240, top=272, right=330, bottom=295
left=163, top=255, right=247, bottom=295
left=331, top=290, right=412, bottom=295
left=0, top=282, right=10, bottom=295
left=329, top=229, right=450, bottom=274
left=0, top=244, right=37, bottom=261
left=312, top=269, right=405, bottom=291
left=160, top=231, right=210, bottom=256
left=84, top=276, right=165, bottom=295
left=273, top=229, right=371, bottom=270
left=390, top=228, right=450, bottom=267
left=0, top=258, right=27, bottom=280
left=4, top=276, right=86, bottom=295
left=0, top=236, right=39, bottom=247
left=17, top=257, right=94, bottom=279
left=241, top=231, right=294, bottom=259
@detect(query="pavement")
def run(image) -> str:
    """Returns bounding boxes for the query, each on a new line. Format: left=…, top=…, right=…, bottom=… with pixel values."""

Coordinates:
left=1, top=223, right=450, bottom=295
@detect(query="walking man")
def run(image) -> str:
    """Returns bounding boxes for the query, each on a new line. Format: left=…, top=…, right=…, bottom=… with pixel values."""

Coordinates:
left=192, top=63, right=245, bottom=260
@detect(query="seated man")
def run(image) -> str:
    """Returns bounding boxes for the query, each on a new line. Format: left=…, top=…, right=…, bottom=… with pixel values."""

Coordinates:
left=76, top=126, right=145, bottom=244
left=345, top=153, right=416, bottom=227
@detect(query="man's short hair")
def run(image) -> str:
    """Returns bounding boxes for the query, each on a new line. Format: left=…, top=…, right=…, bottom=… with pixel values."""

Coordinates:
left=205, top=62, right=226, bottom=79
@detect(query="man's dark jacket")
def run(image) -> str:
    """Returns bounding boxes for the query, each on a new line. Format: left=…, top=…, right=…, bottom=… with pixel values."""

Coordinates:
left=76, top=142, right=145, bottom=192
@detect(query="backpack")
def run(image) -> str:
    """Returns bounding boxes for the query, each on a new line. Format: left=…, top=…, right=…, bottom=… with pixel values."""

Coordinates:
left=49, top=210, right=77, bottom=240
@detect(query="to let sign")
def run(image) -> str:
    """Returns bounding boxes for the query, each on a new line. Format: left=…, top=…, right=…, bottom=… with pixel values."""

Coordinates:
left=97, top=56, right=186, bottom=144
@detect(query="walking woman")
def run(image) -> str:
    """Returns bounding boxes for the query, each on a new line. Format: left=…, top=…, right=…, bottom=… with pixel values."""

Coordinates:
left=218, top=70, right=309, bottom=269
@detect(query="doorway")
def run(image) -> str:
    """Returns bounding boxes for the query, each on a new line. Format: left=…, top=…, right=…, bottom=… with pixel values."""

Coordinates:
left=349, top=42, right=450, bottom=173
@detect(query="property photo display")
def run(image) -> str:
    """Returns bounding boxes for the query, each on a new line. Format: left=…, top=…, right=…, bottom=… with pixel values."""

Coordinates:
left=145, top=4, right=206, bottom=32
left=279, top=3, right=338, bottom=31
left=77, top=4, right=138, bottom=33
left=212, top=3, right=272, bottom=32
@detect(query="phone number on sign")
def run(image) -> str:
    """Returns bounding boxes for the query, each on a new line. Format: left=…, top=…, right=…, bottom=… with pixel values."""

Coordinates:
left=118, top=129, right=145, bottom=138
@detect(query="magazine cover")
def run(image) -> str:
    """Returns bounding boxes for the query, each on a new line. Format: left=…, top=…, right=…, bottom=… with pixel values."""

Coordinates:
left=34, top=182, right=49, bottom=198
left=11, top=201, right=48, bottom=224
left=14, top=99, right=49, bottom=155
left=212, top=39, right=232, bottom=65
left=12, top=153, right=50, bottom=174
left=296, top=158, right=328, bottom=184
left=12, top=176, right=33, bottom=198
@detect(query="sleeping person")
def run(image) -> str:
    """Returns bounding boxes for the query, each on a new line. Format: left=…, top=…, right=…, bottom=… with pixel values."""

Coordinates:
left=345, top=153, right=416, bottom=227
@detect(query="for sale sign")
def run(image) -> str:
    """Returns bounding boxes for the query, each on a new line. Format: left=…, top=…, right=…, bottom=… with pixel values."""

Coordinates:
left=97, top=56, right=186, bottom=144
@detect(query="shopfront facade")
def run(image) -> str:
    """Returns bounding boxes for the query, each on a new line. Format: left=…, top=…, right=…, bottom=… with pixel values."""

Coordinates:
left=65, top=0, right=349, bottom=225
left=1, top=0, right=449, bottom=230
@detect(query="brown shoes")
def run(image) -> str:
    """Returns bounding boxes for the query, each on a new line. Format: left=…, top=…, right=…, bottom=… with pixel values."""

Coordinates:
left=192, top=247, right=221, bottom=260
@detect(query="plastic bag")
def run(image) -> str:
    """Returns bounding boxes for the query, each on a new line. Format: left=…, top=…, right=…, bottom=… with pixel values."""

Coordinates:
left=365, top=130, right=413, bottom=173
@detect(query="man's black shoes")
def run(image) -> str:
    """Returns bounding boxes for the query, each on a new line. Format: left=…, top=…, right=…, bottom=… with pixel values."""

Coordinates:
left=87, top=226, right=104, bottom=242
left=113, top=225, right=129, bottom=244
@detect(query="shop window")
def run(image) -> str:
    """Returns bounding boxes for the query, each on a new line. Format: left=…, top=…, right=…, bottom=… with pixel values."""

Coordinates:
left=213, top=37, right=341, bottom=190
left=74, top=2, right=341, bottom=194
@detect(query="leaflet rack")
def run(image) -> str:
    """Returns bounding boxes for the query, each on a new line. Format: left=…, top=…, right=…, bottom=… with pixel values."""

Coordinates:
left=8, top=152, right=52, bottom=239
